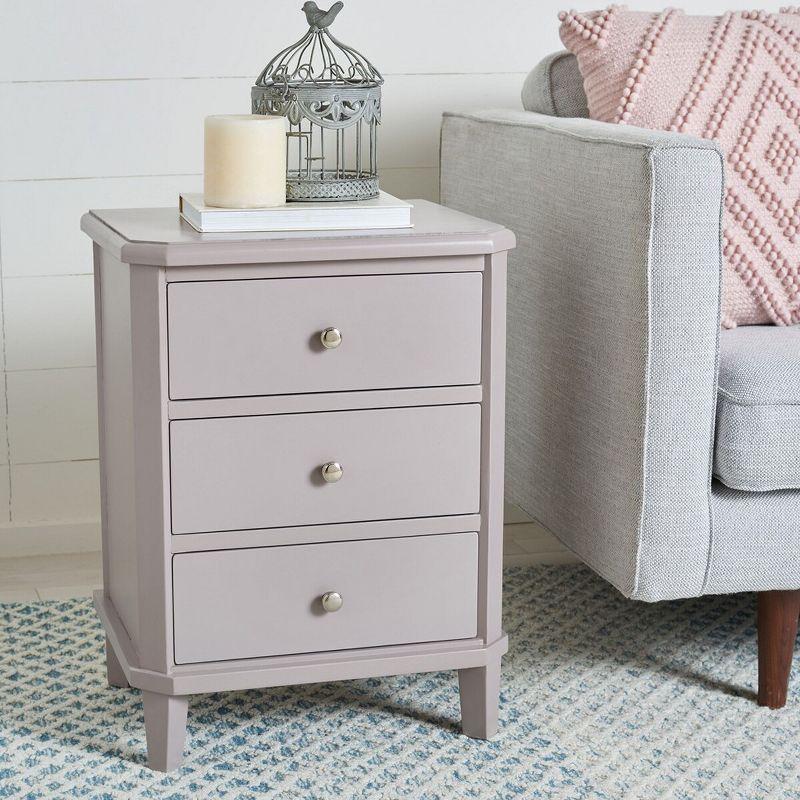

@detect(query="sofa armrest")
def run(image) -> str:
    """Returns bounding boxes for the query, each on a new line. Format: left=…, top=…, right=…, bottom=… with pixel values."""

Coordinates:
left=441, top=110, right=724, bottom=601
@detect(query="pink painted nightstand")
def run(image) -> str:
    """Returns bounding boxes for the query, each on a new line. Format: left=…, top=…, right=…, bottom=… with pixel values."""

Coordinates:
left=81, top=200, right=514, bottom=771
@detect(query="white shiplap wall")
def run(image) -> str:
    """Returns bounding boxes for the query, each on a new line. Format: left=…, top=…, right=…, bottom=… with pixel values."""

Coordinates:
left=0, top=0, right=776, bottom=555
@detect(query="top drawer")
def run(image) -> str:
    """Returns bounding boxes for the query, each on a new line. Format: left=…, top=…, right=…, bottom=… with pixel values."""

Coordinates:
left=167, top=272, right=483, bottom=399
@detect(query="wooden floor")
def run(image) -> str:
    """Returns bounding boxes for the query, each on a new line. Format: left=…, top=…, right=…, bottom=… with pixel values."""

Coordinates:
left=0, top=504, right=576, bottom=602
left=0, top=551, right=104, bottom=601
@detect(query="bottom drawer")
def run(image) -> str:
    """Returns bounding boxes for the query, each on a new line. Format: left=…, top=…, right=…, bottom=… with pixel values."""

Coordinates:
left=172, top=533, right=478, bottom=664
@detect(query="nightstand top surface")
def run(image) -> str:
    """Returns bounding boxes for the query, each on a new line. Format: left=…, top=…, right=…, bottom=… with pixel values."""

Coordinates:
left=81, top=199, right=515, bottom=267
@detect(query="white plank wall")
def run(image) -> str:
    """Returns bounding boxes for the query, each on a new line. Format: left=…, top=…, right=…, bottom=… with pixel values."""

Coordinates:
left=0, top=0, right=768, bottom=556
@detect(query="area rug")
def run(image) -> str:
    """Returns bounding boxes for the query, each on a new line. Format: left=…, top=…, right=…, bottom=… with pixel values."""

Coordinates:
left=2, top=565, right=799, bottom=799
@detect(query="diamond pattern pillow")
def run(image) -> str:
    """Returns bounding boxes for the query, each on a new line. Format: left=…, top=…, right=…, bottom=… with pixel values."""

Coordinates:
left=559, top=6, right=800, bottom=328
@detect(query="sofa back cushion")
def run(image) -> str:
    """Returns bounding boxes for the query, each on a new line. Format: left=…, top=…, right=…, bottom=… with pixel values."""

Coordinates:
left=559, top=6, right=800, bottom=329
left=522, top=51, right=589, bottom=118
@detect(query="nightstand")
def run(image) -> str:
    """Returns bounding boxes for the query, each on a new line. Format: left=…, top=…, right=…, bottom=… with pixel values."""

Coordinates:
left=81, top=200, right=514, bottom=771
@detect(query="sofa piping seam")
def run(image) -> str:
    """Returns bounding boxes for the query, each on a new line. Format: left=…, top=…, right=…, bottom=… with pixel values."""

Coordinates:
left=712, top=471, right=800, bottom=492
left=631, top=150, right=656, bottom=601
left=441, top=111, right=722, bottom=155
left=699, top=146, right=726, bottom=598
left=717, top=387, right=800, bottom=407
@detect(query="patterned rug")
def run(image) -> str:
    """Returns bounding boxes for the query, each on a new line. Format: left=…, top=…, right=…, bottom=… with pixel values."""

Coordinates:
left=2, top=565, right=799, bottom=799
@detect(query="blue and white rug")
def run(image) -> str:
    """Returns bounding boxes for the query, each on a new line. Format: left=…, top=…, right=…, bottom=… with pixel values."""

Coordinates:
left=1, top=565, right=799, bottom=799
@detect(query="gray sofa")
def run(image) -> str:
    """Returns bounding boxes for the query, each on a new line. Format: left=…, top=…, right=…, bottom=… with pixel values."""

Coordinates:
left=440, top=51, right=800, bottom=707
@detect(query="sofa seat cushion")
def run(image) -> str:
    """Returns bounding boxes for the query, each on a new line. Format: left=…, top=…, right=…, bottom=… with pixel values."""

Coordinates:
left=715, top=326, right=800, bottom=491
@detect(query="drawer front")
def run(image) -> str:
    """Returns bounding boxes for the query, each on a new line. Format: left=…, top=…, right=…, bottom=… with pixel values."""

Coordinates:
left=172, top=532, right=478, bottom=664
left=167, top=272, right=482, bottom=399
left=170, top=404, right=481, bottom=534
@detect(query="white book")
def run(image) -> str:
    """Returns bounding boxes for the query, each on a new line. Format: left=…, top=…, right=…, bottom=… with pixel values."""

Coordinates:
left=179, top=191, right=413, bottom=233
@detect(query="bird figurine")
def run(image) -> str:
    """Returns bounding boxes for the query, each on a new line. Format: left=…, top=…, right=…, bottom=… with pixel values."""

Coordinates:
left=302, top=1, right=344, bottom=30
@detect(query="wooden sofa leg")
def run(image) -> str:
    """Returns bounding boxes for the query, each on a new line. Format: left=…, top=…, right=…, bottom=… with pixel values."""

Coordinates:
left=757, top=589, right=800, bottom=709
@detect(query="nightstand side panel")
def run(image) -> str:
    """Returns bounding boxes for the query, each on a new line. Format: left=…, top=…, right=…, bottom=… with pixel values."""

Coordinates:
left=95, top=247, right=139, bottom=645
left=478, top=251, right=508, bottom=645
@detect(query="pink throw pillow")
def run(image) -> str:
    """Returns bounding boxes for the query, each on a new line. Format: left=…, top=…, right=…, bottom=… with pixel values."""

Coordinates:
left=559, top=6, right=800, bottom=328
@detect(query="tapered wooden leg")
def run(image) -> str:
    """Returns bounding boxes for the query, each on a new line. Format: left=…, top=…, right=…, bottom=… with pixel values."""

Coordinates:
left=458, top=658, right=501, bottom=739
left=142, top=691, right=189, bottom=772
left=105, top=637, right=129, bottom=688
left=758, top=589, right=800, bottom=709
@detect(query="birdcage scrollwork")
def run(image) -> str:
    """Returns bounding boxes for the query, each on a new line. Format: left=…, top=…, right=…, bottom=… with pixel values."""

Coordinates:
left=251, top=2, right=384, bottom=202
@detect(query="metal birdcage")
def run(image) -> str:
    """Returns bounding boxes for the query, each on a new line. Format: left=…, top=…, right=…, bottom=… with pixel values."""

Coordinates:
left=251, top=2, right=383, bottom=202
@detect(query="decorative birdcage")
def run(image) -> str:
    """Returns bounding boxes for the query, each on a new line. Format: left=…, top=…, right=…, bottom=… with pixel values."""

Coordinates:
left=251, top=3, right=383, bottom=202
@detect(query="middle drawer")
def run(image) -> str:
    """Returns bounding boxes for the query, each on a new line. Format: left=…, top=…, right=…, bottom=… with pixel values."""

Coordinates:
left=170, top=404, right=481, bottom=534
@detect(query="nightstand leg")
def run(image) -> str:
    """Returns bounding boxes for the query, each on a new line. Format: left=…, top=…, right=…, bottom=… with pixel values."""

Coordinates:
left=142, top=691, right=189, bottom=772
left=458, top=657, right=501, bottom=739
left=105, top=637, right=129, bottom=688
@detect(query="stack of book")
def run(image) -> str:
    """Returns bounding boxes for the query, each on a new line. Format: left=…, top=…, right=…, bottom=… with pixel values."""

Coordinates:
left=179, top=192, right=413, bottom=233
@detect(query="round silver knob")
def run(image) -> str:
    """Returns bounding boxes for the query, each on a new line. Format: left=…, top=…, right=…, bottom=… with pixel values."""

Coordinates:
left=321, top=462, right=343, bottom=483
left=321, top=591, right=343, bottom=613
left=320, top=327, right=342, bottom=349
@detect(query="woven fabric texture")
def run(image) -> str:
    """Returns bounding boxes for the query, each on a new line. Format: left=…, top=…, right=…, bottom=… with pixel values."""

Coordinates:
left=708, top=481, right=800, bottom=593
left=715, top=325, right=800, bottom=491
left=521, top=51, right=589, bottom=118
left=441, top=110, right=723, bottom=601
left=559, top=7, right=800, bottom=329
left=6, top=568, right=800, bottom=799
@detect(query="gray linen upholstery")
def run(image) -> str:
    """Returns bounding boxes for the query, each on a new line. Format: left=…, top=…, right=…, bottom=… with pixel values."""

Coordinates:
left=441, top=110, right=724, bottom=601
left=707, top=482, right=800, bottom=594
left=715, top=326, right=800, bottom=491
left=521, top=52, right=588, bottom=118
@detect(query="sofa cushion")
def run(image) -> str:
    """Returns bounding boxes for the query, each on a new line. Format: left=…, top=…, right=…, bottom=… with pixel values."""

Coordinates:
left=715, top=326, right=800, bottom=491
left=559, top=7, right=800, bottom=330
left=521, top=52, right=589, bottom=118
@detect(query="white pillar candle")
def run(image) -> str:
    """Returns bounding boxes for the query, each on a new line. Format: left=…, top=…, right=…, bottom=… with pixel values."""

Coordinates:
left=204, top=115, right=287, bottom=208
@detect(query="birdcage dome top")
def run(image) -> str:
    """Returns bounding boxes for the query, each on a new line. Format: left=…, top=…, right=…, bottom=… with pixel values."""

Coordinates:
left=255, top=2, right=383, bottom=90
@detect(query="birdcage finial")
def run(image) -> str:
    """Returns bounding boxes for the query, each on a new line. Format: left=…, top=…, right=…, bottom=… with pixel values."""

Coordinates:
left=302, top=2, right=344, bottom=31
left=255, top=3, right=383, bottom=89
